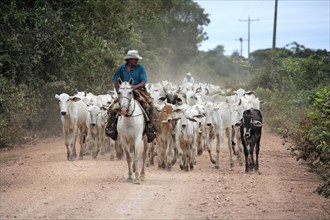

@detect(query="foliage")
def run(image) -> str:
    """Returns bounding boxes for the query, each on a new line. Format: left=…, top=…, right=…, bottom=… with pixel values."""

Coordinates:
left=248, top=45, right=330, bottom=197
left=0, top=0, right=210, bottom=146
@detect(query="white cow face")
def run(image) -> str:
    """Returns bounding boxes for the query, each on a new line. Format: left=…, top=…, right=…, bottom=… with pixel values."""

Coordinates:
left=55, top=93, right=81, bottom=116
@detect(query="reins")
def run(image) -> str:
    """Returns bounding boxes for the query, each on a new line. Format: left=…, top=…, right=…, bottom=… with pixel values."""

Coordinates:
left=118, top=91, right=143, bottom=118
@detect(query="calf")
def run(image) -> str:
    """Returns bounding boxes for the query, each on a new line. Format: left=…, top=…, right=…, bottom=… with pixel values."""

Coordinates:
left=240, top=108, right=263, bottom=172
left=156, top=104, right=178, bottom=170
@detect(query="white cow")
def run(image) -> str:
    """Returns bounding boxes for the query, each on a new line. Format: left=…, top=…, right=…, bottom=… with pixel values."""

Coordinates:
left=172, top=105, right=200, bottom=171
left=204, top=101, right=241, bottom=169
left=86, top=105, right=103, bottom=159
left=55, top=93, right=88, bottom=161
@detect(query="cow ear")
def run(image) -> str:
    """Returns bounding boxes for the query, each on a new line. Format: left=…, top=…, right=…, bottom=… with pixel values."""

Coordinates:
left=129, top=78, right=134, bottom=86
left=234, top=122, right=241, bottom=127
left=177, top=98, right=183, bottom=106
left=253, top=120, right=263, bottom=127
left=173, top=108, right=182, bottom=113
left=70, top=96, right=81, bottom=102
left=172, top=117, right=181, bottom=122
left=194, top=114, right=205, bottom=118
left=187, top=117, right=197, bottom=122
left=55, top=94, right=60, bottom=99
left=158, top=97, right=167, bottom=103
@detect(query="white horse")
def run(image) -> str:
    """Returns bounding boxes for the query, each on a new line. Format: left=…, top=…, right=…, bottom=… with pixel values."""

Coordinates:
left=117, top=78, right=148, bottom=183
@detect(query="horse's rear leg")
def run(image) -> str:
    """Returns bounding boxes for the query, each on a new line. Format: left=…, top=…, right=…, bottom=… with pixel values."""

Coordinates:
left=140, top=138, right=148, bottom=181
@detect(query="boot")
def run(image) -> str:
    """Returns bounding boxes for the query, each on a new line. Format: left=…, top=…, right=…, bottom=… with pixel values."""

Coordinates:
left=145, top=121, right=157, bottom=143
left=105, top=113, right=118, bottom=141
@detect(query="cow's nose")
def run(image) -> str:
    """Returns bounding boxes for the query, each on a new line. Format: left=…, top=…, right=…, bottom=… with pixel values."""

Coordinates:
left=91, top=123, right=96, bottom=126
left=245, top=133, right=250, bottom=137
left=61, top=112, right=66, bottom=116
left=206, top=123, right=211, bottom=126
left=182, top=124, right=186, bottom=128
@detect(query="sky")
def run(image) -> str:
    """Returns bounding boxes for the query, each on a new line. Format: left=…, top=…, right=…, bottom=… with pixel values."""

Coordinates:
left=194, top=0, right=330, bottom=57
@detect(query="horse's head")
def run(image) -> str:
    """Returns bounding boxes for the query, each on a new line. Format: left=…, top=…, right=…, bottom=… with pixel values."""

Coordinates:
left=117, top=78, right=134, bottom=116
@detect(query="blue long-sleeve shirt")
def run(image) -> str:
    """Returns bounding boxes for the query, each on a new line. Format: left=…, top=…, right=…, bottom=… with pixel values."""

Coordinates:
left=112, top=63, right=147, bottom=85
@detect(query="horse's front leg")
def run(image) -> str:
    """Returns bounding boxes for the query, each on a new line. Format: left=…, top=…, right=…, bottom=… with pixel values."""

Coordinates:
left=133, top=137, right=142, bottom=183
left=124, top=147, right=133, bottom=182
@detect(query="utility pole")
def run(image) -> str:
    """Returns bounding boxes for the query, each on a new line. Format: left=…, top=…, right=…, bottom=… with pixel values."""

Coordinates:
left=235, top=37, right=248, bottom=57
left=239, top=15, right=259, bottom=59
left=272, top=0, right=278, bottom=49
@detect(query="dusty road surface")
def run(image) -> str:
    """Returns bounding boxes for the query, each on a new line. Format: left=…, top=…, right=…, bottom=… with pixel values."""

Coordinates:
left=1, top=130, right=329, bottom=220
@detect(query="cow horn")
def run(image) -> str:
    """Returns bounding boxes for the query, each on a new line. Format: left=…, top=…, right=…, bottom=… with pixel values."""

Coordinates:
left=163, top=86, right=168, bottom=94
left=205, top=88, right=209, bottom=95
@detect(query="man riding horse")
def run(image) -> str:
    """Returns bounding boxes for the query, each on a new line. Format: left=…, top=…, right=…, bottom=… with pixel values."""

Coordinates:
left=105, top=50, right=157, bottom=143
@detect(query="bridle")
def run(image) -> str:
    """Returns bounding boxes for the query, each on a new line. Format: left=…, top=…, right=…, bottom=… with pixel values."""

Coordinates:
left=118, top=88, right=143, bottom=117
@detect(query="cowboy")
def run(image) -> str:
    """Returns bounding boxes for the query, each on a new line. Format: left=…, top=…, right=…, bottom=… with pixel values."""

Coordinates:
left=183, top=72, right=195, bottom=84
left=105, top=50, right=157, bottom=142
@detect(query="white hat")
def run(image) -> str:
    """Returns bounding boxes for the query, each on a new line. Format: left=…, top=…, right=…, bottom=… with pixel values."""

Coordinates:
left=124, top=50, right=143, bottom=60
left=186, top=72, right=192, bottom=76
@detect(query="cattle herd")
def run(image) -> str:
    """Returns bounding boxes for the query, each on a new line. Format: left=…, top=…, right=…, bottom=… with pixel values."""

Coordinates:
left=55, top=80, right=263, bottom=182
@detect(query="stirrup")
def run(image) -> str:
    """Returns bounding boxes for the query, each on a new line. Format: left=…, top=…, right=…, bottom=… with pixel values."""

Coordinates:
left=105, top=127, right=118, bottom=141
left=145, top=123, right=156, bottom=143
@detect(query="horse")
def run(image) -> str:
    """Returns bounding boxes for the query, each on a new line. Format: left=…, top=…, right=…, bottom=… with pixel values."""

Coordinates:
left=116, top=78, right=148, bottom=183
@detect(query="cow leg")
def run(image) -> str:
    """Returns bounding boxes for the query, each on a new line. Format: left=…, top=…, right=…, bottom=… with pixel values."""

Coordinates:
left=157, top=140, right=166, bottom=169
left=242, top=141, right=249, bottom=173
left=64, top=133, right=70, bottom=160
left=184, top=151, right=189, bottom=172
left=206, top=129, right=216, bottom=164
left=249, top=141, right=255, bottom=172
left=255, top=138, right=260, bottom=171
left=80, top=128, right=88, bottom=159
left=165, top=140, right=173, bottom=171
left=235, top=130, right=244, bottom=166
left=68, top=130, right=77, bottom=161
left=215, top=133, right=221, bottom=169
left=140, top=138, right=148, bottom=181
left=226, top=128, right=234, bottom=168
left=189, top=145, right=194, bottom=170
left=231, top=126, right=237, bottom=155
left=196, top=132, right=203, bottom=156
left=91, top=136, right=98, bottom=159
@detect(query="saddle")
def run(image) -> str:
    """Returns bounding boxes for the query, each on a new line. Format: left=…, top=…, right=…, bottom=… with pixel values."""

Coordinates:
left=133, top=89, right=157, bottom=142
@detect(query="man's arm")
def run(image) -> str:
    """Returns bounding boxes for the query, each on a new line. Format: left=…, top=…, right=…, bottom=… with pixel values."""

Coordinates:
left=132, top=81, right=146, bottom=90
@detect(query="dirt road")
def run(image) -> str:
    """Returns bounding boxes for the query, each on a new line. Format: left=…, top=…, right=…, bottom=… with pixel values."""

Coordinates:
left=1, top=130, right=329, bottom=219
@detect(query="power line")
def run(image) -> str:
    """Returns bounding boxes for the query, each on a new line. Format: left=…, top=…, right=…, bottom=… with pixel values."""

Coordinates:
left=239, top=15, right=259, bottom=59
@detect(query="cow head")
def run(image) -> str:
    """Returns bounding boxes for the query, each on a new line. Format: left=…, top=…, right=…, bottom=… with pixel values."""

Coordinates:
left=240, top=109, right=263, bottom=139
left=159, top=86, right=184, bottom=105
left=55, top=93, right=81, bottom=116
